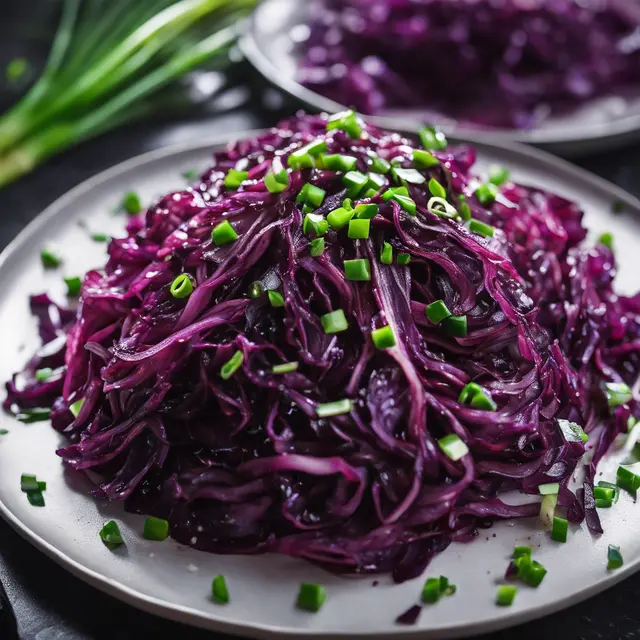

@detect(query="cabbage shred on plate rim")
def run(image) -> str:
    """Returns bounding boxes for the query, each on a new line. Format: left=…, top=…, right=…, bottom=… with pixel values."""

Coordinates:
left=4, top=112, right=639, bottom=582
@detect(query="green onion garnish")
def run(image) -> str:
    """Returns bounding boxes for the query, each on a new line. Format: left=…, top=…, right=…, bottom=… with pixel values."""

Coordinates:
left=443, top=315, right=467, bottom=337
left=371, top=325, right=396, bottom=349
left=513, top=546, right=532, bottom=559
left=182, top=168, right=199, bottom=182
left=607, top=544, right=623, bottom=570
left=604, top=381, right=632, bottom=408
left=557, top=419, right=588, bottom=443
left=41, top=248, right=61, bottom=269
left=425, top=300, right=452, bottom=325
left=382, top=186, right=408, bottom=201
left=303, top=213, right=329, bottom=236
left=248, top=281, right=263, bottom=299
left=0, top=429, right=8, bottom=435
left=355, top=203, right=378, bottom=219
left=64, top=276, right=82, bottom=297
left=421, top=578, right=441, bottom=604
left=397, top=253, right=411, bottom=265
left=438, top=433, right=468, bottom=461
left=496, top=585, right=517, bottom=607
left=211, top=220, right=238, bottom=246
left=310, top=237, right=325, bottom=257
left=380, top=242, right=393, bottom=265
left=27, top=491, right=45, bottom=507
left=458, top=382, right=482, bottom=405
left=597, top=481, right=620, bottom=503
left=69, top=398, right=84, bottom=418
left=343, top=171, right=369, bottom=198
left=327, top=206, right=355, bottom=230
left=516, top=556, right=547, bottom=587
left=296, top=582, right=327, bottom=612
left=321, top=309, right=348, bottom=334
left=369, top=154, right=391, bottom=174
left=264, top=171, right=288, bottom=194
left=224, top=169, right=248, bottom=190
left=617, top=465, right=640, bottom=496
left=122, top=191, right=142, bottom=214
left=268, top=290, right=285, bottom=307
left=488, top=165, right=510, bottom=187
left=327, top=109, right=362, bottom=139
left=475, top=183, right=498, bottom=206
left=458, top=195, right=472, bottom=221
left=170, top=274, right=194, bottom=299
left=21, top=474, right=39, bottom=492
left=317, top=399, right=352, bottom=418
left=35, top=368, right=53, bottom=382
left=539, top=483, right=560, bottom=495
left=16, top=407, right=51, bottom=423
left=347, top=219, right=370, bottom=240
left=427, top=196, right=458, bottom=219
left=394, top=195, right=417, bottom=216
left=458, top=382, right=496, bottom=411
left=288, top=140, right=327, bottom=169
left=212, top=575, right=230, bottom=604
left=344, top=258, right=371, bottom=281
left=366, top=172, right=386, bottom=192
left=551, top=516, right=568, bottom=543
left=419, top=126, right=447, bottom=150
left=392, top=167, right=426, bottom=185
left=297, top=184, right=326, bottom=209
left=594, top=486, right=615, bottom=502
left=90, top=232, right=109, bottom=242
left=413, top=149, right=439, bottom=169
left=468, top=220, right=495, bottom=238
left=322, top=154, right=358, bottom=172
left=272, top=362, right=298, bottom=374
left=220, top=351, right=244, bottom=380
left=100, top=520, right=124, bottom=549
left=428, top=178, right=447, bottom=199
left=143, top=516, right=169, bottom=541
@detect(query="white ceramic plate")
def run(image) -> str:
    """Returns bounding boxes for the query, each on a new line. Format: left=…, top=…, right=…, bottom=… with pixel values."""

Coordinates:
left=241, top=0, right=640, bottom=156
left=0, top=132, right=639, bottom=640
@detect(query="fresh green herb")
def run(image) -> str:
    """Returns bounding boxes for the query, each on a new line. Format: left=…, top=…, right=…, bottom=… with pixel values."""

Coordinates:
left=296, top=583, right=327, bottom=612
left=488, top=165, right=510, bottom=186
left=122, top=191, right=142, bottom=214
left=303, top=213, right=329, bottom=236
left=343, top=171, right=369, bottom=197
left=551, top=516, right=568, bottom=543
left=90, top=232, right=109, bottom=242
left=392, top=167, right=426, bottom=185
left=224, top=169, right=248, bottom=190
left=297, top=184, right=326, bottom=209
left=382, top=186, right=408, bottom=201
left=327, top=110, right=362, bottom=139
left=513, top=546, right=532, bottom=559
left=516, top=556, right=547, bottom=587
left=316, top=399, right=352, bottom=418
left=458, top=382, right=482, bottom=405
left=212, top=575, right=230, bottom=604
left=321, top=309, right=348, bottom=334
left=496, top=585, right=517, bottom=606
left=327, top=206, right=355, bottom=230
left=220, top=351, right=243, bottom=380
left=539, top=483, right=560, bottom=495
left=443, top=315, right=467, bottom=337
left=425, top=300, right=452, bottom=325
left=248, top=281, right=263, bottom=299
left=468, top=220, right=495, bottom=238
left=27, top=491, right=45, bottom=507
left=371, top=325, right=396, bottom=349
left=35, top=368, right=54, bottom=382
left=21, top=473, right=46, bottom=507
left=16, top=407, right=51, bottom=423
left=0, top=429, right=9, bottom=435
left=264, top=160, right=289, bottom=193
left=594, top=486, right=615, bottom=503
left=100, top=520, right=124, bottom=549
left=355, top=203, right=378, bottom=219
left=397, top=252, right=411, bottom=265
left=607, top=544, right=623, bottom=570
left=616, top=465, right=640, bottom=496
left=604, top=381, right=632, bottom=408
left=394, top=194, right=416, bottom=216
left=438, top=434, right=468, bottom=461
left=419, top=126, right=447, bottom=150
left=63, top=276, right=82, bottom=297
left=557, top=419, right=588, bottom=443
left=413, top=149, right=439, bottom=168
left=143, top=516, right=169, bottom=541
left=69, top=398, right=84, bottom=418
left=428, top=178, right=447, bottom=199
left=272, top=362, right=298, bottom=374
left=344, top=258, right=371, bottom=281
left=421, top=578, right=441, bottom=604
left=288, top=139, right=327, bottom=170
left=20, top=474, right=39, bottom=492
left=211, top=220, right=238, bottom=246
left=41, top=248, right=61, bottom=268
left=475, top=183, right=498, bottom=206
left=458, top=194, right=472, bottom=221
left=267, top=290, right=285, bottom=307
left=368, top=154, right=391, bottom=174
left=347, top=219, right=370, bottom=240
left=310, top=237, right=325, bottom=257
left=170, top=274, right=194, bottom=299
left=6, top=58, right=30, bottom=83
left=597, top=481, right=620, bottom=503
left=380, top=241, right=393, bottom=265
left=598, top=232, right=614, bottom=251
left=458, top=382, right=496, bottom=411
left=322, top=154, right=358, bottom=172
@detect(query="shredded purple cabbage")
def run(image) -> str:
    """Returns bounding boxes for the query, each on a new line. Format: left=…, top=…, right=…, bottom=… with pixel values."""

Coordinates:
left=298, top=0, right=640, bottom=128
left=4, top=114, right=639, bottom=580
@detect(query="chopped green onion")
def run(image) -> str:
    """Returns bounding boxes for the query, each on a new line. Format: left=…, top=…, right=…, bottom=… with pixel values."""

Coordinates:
left=475, top=183, right=498, bottom=206
left=594, top=486, right=615, bottom=502
left=321, top=309, right=348, bottom=334
left=322, top=154, right=358, bottom=172
left=310, top=237, right=325, bottom=257
left=343, top=171, right=369, bottom=197
left=458, top=382, right=496, bottom=411
left=369, top=154, right=391, bottom=174
left=366, top=172, right=386, bottom=192
left=6, top=58, right=29, bottom=83
left=327, top=110, right=362, bottom=139
left=21, top=474, right=39, bottom=492
left=355, top=203, right=379, bottom=219
left=69, top=398, right=84, bottom=418
left=41, top=248, right=61, bottom=268
left=392, top=167, right=426, bottom=185
left=90, top=232, right=109, bottom=242
left=488, top=165, right=510, bottom=186
left=170, top=274, right=194, bottom=299
left=597, top=481, right=620, bottom=503
left=35, top=368, right=53, bottom=382
left=296, top=582, right=327, bottom=612
left=604, top=381, right=632, bottom=408
left=458, top=382, right=482, bottom=405
left=394, top=194, right=417, bottom=216
left=212, top=575, right=230, bottom=604
left=438, top=433, right=468, bottom=461
left=220, top=351, right=244, bottom=380
left=382, top=186, right=408, bottom=201
left=272, top=362, right=299, bottom=374
left=469, top=219, right=495, bottom=238
left=513, top=546, right=532, bottom=559
left=211, top=220, right=238, bottom=246
left=397, top=253, right=411, bottom=265
left=100, top=520, right=124, bottom=549
left=37, top=481, right=47, bottom=491
left=371, top=325, right=396, bottom=349
left=612, top=200, right=624, bottom=214
left=540, top=493, right=558, bottom=529
left=344, top=258, right=371, bottom=281
left=264, top=171, right=289, bottom=194
left=0, top=429, right=8, bottom=435
left=539, top=483, right=560, bottom=495
left=419, top=126, right=447, bottom=150
left=182, top=168, right=199, bottom=182
left=347, top=219, right=370, bottom=240
left=27, top=491, right=45, bottom=507
left=551, top=516, right=568, bottom=543
left=616, top=465, right=640, bottom=496
left=303, top=213, right=329, bottom=236
left=122, top=191, right=142, bottom=214
left=607, top=544, right=623, bottom=570
left=413, top=149, right=439, bottom=168
left=223, top=169, right=248, bottom=190
left=427, top=196, right=458, bottom=219
left=288, top=140, right=327, bottom=169
left=428, top=178, right=447, bottom=199
left=268, top=290, right=285, bottom=307
left=458, top=195, right=472, bottom=221
left=297, top=184, right=326, bottom=209
left=16, top=407, right=50, bottom=423
left=248, top=281, right=263, bottom=299
left=557, top=419, right=588, bottom=443
left=317, top=399, right=352, bottom=418
left=327, top=206, right=355, bottom=230
left=143, top=516, right=169, bottom=541
left=380, top=242, right=393, bottom=265
left=517, top=557, right=547, bottom=587
left=595, top=497, right=613, bottom=509
left=425, top=300, right=452, bottom=325
left=64, top=276, right=82, bottom=297
left=496, top=585, right=517, bottom=607
left=443, top=315, right=467, bottom=337
left=421, top=578, right=441, bottom=604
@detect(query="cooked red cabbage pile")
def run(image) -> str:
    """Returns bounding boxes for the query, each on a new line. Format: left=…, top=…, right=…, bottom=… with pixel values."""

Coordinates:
left=298, top=0, right=640, bottom=128
left=5, top=113, right=639, bottom=581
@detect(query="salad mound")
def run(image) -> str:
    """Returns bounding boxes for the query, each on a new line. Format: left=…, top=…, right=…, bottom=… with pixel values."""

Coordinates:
left=5, top=112, right=639, bottom=581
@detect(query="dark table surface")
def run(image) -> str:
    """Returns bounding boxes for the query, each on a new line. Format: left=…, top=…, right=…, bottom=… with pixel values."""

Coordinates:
left=2, top=2, right=640, bottom=639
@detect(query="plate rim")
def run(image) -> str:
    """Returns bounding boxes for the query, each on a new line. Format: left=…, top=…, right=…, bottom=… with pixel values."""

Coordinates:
left=240, top=0, right=640, bottom=153
left=0, top=131, right=639, bottom=640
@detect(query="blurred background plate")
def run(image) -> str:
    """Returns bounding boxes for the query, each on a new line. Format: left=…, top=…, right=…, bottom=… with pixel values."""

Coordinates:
left=241, top=0, right=640, bottom=157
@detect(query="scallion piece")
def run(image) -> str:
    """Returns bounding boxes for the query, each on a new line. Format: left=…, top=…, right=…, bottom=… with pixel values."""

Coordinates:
left=539, top=483, right=560, bottom=495
left=517, top=557, right=547, bottom=587
left=90, top=232, right=109, bottom=242
left=220, top=351, right=244, bottom=380
left=143, top=516, right=169, bottom=541
left=316, top=399, right=352, bottom=418
left=366, top=172, right=386, bottom=192
left=458, top=382, right=496, bottom=411
left=394, top=194, right=417, bottom=216
left=27, top=491, right=45, bottom=507
left=322, top=154, right=357, bottom=172
left=392, top=167, right=426, bottom=185
left=347, top=219, right=370, bottom=240
left=223, top=169, right=248, bottom=190
left=551, top=516, right=568, bottom=543
left=20, top=474, right=39, bottom=492
left=212, top=575, right=230, bottom=604
left=35, top=368, right=53, bottom=382
left=607, top=544, right=623, bottom=570
left=513, top=546, right=532, bottom=559
left=64, top=276, right=82, bottom=297
left=380, top=242, right=393, bottom=265
left=421, top=578, right=441, bottom=604
left=344, top=258, right=371, bottom=281
left=69, top=398, right=84, bottom=418
left=303, top=213, right=329, bottom=236
left=267, top=290, right=285, bottom=307
left=355, top=203, right=379, bottom=219
left=443, top=315, right=467, bottom=337
left=343, top=171, right=369, bottom=198
left=297, top=184, right=326, bottom=209
left=458, top=195, right=472, bottom=221
left=122, top=191, right=142, bottom=214
left=248, top=281, right=263, bottom=299
left=438, top=433, right=468, bottom=461
left=604, top=381, right=632, bottom=408
left=16, top=407, right=50, bottom=423
left=496, top=585, right=517, bottom=607
left=488, top=165, right=510, bottom=186
left=296, top=582, right=327, bottom=612
left=170, top=274, right=194, bottom=299
left=0, top=429, right=8, bottom=435
left=428, top=178, right=447, bottom=199
left=413, top=149, right=439, bottom=168
left=369, top=154, right=391, bottom=174
left=321, top=309, right=348, bottom=334
left=100, top=520, right=124, bottom=549
left=264, top=171, right=288, bottom=194
left=427, top=196, right=458, bottom=219
left=272, top=362, right=298, bottom=374
left=458, top=382, right=482, bottom=405
left=598, top=232, right=614, bottom=251
left=37, top=481, right=46, bottom=491
left=288, top=140, right=327, bottom=169
left=397, top=252, right=411, bottom=265
left=419, top=126, right=447, bottom=150
left=616, top=465, right=640, bottom=496
left=594, top=486, right=615, bottom=502
left=211, top=220, right=238, bottom=246
left=597, top=481, right=620, bottom=503
left=425, top=300, right=452, bottom=325
left=469, top=219, right=495, bottom=238
left=310, top=237, right=325, bottom=257
left=382, top=186, right=408, bottom=201
left=475, top=183, right=498, bottom=206
left=371, top=325, right=396, bottom=349
left=327, top=109, right=362, bottom=139
left=557, top=419, right=588, bottom=443
left=327, top=206, right=354, bottom=230
left=41, top=248, right=61, bottom=268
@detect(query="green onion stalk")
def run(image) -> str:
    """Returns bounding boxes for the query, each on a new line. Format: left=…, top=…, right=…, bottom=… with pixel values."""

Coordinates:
left=0, top=0, right=258, bottom=188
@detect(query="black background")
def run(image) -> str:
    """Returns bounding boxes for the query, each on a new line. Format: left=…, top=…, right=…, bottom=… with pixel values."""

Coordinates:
left=1, top=1, right=640, bottom=638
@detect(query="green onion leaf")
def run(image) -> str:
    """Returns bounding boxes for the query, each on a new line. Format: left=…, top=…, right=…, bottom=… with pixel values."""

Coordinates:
left=310, top=237, right=325, bottom=257
left=397, top=252, right=411, bottom=265
left=616, top=465, right=640, bottom=496
left=368, top=154, right=391, bottom=174
left=248, top=281, right=263, bottom=299
left=296, top=583, right=327, bottom=612
left=458, top=382, right=496, bottom=411
left=211, top=220, right=238, bottom=246
left=347, top=219, right=370, bottom=240
left=382, top=186, right=408, bottom=201
left=64, top=276, right=82, bottom=297
left=343, top=171, right=369, bottom=197
left=212, top=575, right=230, bottom=604
left=316, top=399, right=352, bottom=418
left=597, top=481, right=620, bottom=503
left=322, top=154, right=358, bottom=172
left=394, top=194, right=417, bottom=216
left=421, top=578, right=441, bottom=604
left=327, top=110, right=362, bottom=139
left=488, top=165, right=510, bottom=186
left=540, top=493, right=558, bottom=530
left=297, top=184, right=326, bottom=209
left=419, top=126, right=447, bottom=150
left=220, top=351, right=244, bottom=380
left=90, top=232, right=109, bottom=242
left=604, top=381, right=632, bottom=408
left=551, top=516, right=568, bottom=543
left=0, top=429, right=9, bottom=435
left=303, top=213, right=329, bottom=236
left=122, top=191, right=142, bottom=215
left=20, top=474, right=39, bottom=492
left=380, top=241, right=393, bottom=265
left=438, top=433, right=468, bottom=461
left=496, top=585, right=517, bottom=607
left=41, top=247, right=62, bottom=269
left=517, top=557, right=547, bottom=587
left=413, top=149, right=439, bottom=168
left=355, top=203, right=379, bottom=219
left=458, top=195, right=472, bottom=221
left=475, top=183, right=498, bottom=206
left=143, top=516, right=169, bottom=541
left=468, top=219, right=495, bottom=238
left=607, top=544, right=623, bottom=570
left=224, top=169, right=248, bottom=190
left=288, top=140, right=327, bottom=169
left=100, top=520, right=124, bottom=549
left=321, top=309, right=348, bottom=334
left=17, top=407, right=51, bottom=423
left=392, top=167, right=426, bottom=185
left=35, top=368, right=54, bottom=382
left=170, top=274, right=194, bottom=299
left=69, top=398, right=84, bottom=418
left=443, top=315, right=467, bottom=337
left=267, top=290, right=285, bottom=307
left=27, top=491, right=45, bottom=507
left=327, top=206, right=355, bottom=230
left=557, top=419, right=588, bottom=443
left=272, top=362, right=298, bottom=374
left=428, top=178, right=447, bottom=199
left=513, top=546, right=532, bottom=559
left=425, top=300, right=452, bottom=325
left=371, top=325, right=396, bottom=349
left=344, top=258, right=371, bottom=281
